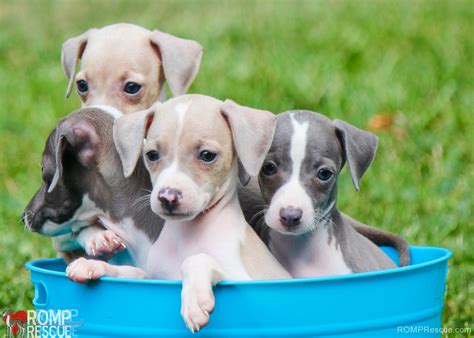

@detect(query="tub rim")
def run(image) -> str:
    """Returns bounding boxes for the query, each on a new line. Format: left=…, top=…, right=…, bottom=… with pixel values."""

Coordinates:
left=25, top=245, right=451, bottom=286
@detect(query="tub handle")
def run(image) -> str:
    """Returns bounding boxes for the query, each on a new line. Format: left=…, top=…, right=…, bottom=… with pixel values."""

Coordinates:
left=32, top=281, right=48, bottom=307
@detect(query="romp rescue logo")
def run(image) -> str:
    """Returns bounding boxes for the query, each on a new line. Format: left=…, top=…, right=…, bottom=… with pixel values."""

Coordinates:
left=2, top=309, right=81, bottom=337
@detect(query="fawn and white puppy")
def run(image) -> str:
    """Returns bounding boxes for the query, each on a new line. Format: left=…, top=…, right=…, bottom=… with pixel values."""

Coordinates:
left=67, top=95, right=291, bottom=332
left=62, top=23, right=203, bottom=111
left=22, top=107, right=162, bottom=265
left=255, top=110, right=407, bottom=277
left=23, top=23, right=202, bottom=259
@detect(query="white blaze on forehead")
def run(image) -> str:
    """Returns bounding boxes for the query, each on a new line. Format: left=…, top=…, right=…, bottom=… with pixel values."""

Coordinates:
left=89, top=105, right=123, bottom=119
left=151, top=99, right=193, bottom=212
left=265, top=113, right=314, bottom=232
left=174, top=101, right=192, bottom=142
left=289, top=114, right=309, bottom=180
left=160, top=100, right=192, bottom=175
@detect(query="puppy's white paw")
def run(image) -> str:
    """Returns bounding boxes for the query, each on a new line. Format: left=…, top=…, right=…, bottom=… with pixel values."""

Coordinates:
left=84, top=230, right=126, bottom=258
left=181, top=284, right=215, bottom=333
left=66, top=257, right=109, bottom=283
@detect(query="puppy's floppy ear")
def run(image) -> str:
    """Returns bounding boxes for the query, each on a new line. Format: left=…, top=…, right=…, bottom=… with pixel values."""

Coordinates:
left=61, top=29, right=96, bottom=98
left=149, top=30, right=203, bottom=97
left=65, top=120, right=101, bottom=167
left=221, top=99, right=276, bottom=185
left=48, top=120, right=100, bottom=192
left=333, top=119, right=378, bottom=191
left=113, top=106, right=157, bottom=178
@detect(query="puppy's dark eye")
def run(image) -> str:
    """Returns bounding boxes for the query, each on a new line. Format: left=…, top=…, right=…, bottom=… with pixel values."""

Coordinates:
left=146, top=150, right=160, bottom=163
left=199, top=150, right=217, bottom=163
left=317, top=168, right=333, bottom=181
left=76, top=80, right=89, bottom=94
left=262, top=162, right=277, bottom=176
left=124, top=82, right=142, bottom=95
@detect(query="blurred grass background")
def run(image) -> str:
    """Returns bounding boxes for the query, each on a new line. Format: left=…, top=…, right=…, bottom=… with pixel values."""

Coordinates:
left=0, top=0, right=472, bottom=335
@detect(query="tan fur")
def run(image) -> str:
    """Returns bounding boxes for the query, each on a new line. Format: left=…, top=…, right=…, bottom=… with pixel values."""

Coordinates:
left=77, top=25, right=164, bottom=113
left=53, top=24, right=202, bottom=260
left=144, top=97, right=289, bottom=280
left=108, top=94, right=290, bottom=332
left=145, top=97, right=234, bottom=194
left=62, top=23, right=202, bottom=113
left=241, top=226, right=291, bottom=279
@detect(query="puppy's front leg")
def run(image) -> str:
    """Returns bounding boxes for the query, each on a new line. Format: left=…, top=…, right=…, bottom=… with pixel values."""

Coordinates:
left=66, top=258, right=146, bottom=283
left=75, top=224, right=126, bottom=258
left=180, top=253, right=226, bottom=333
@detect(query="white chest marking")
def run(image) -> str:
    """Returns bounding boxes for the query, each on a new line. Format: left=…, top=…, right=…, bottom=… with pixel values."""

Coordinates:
left=146, top=199, right=250, bottom=280
left=305, top=227, right=352, bottom=277
left=270, top=226, right=352, bottom=278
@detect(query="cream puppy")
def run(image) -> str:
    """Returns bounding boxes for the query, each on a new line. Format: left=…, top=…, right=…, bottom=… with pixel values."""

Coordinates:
left=48, top=23, right=202, bottom=259
left=67, top=95, right=291, bottom=332
left=62, top=23, right=203, bottom=112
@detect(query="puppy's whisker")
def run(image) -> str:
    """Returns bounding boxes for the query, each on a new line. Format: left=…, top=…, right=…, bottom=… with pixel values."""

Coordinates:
left=22, top=211, right=35, bottom=231
left=132, top=193, right=153, bottom=212
left=249, top=207, right=268, bottom=225
left=314, top=212, right=333, bottom=233
left=135, top=200, right=152, bottom=212
left=258, top=217, right=267, bottom=230
left=309, top=211, right=327, bottom=233
left=132, top=194, right=151, bottom=207
left=251, top=207, right=269, bottom=237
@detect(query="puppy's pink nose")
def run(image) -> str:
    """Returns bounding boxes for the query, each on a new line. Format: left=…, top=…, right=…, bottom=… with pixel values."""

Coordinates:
left=158, top=188, right=182, bottom=213
left=279, top=206, right=303, bottom=227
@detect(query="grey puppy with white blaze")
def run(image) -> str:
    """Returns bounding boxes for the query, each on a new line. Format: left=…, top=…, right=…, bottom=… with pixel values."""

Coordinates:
left=253, top=110, right=408, bottom=277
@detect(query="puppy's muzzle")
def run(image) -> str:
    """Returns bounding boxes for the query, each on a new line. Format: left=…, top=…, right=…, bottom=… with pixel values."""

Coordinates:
left=279, top=206, right=303, bottom=228
left=158, top=188, right=183, bottom=213
left=21, top=209, right=41, bottom=232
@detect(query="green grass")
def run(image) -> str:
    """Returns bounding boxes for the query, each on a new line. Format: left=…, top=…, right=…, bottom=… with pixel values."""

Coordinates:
left=0, top=0, right=472, bottom=335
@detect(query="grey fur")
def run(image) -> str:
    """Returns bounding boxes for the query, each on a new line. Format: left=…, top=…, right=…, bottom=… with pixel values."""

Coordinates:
left=23, top=108, right=162, bottom=257
left=240, top=110, right=410, bottom=270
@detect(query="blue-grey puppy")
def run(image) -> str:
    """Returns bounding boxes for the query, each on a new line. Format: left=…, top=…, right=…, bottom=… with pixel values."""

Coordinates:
left=253, top=110, right=408, bottom=277
left=23, top=107, right=161, bottom=266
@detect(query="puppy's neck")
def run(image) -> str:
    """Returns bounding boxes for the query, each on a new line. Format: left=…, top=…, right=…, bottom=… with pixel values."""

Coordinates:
left=269, top=217, right=331, bottom=256
left=206, top=159, right=239, bottom=211
left=269, top=210, right=350, bottom=277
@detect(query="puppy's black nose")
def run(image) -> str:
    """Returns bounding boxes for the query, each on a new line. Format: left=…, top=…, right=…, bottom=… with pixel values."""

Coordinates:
left=279, top=207, right=303, bottom=227
left=22, top=210, right=42, bottom=231
left=158, top=188, right=182, bottom=213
